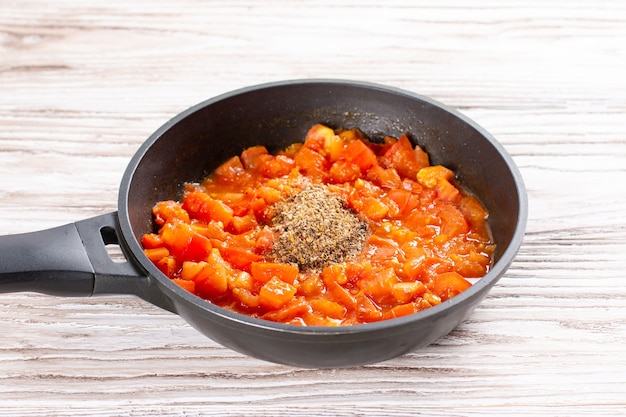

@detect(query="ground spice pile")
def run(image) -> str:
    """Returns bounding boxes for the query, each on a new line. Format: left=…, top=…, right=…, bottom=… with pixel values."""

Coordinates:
left=270, top=185, right=369, bottom=271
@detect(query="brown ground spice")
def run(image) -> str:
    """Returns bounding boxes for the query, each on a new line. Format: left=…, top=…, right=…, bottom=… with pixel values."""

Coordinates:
left=269, top=184, right=369, bottom=271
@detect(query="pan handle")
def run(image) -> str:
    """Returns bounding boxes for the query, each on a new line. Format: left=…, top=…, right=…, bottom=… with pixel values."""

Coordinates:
left=0, top=212, right=176, bottom=312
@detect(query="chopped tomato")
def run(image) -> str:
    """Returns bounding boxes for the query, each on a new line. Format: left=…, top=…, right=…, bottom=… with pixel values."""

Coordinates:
left=328, top=160, right=361, bottom=184
left=258, top=277, right=298, bottom=310
left=294, top=146, right=328, bottom=179
left=340, top=139, right=378, bottom=172
left=152, top=200, right=190, bottom=225
left=430, top=271, right=472, bottom=301
left=160, top=221, right=212, bottom=262
left=193, top=249, right=230, bottom=299
left=183, top=191, right=234, bottom=227
left=250, top=262, right=299, bottom=284
left=218, top=245, right=263, bottom=271
left=386, top=188, right=419, bottom=216
left=381, top=134, right=426, bottom=179
left=240, top=145, right=269, bottom=169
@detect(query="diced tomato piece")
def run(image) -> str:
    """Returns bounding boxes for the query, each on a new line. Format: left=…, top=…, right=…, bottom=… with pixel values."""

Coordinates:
left=391, top=281, right=427, bottom=303
left=430, top=271, right=472, bottom=301
left=381, top=134, right=425, bottom=179
left=385, top=302, right=419, bottom=319
left=386, top=189, right=419, bottom=216
left=183, top=191, right=234, bottom=227
left=327, top=160, right=361, bottom=184
left=402, top=245, right=428, bottom=280
left=357, top=267, right=398, bottom=305
left=414, top=144, right=430, bottom=169
left=294, top=146, right=328, bottom=179
left=180, top=261, right=205, bottom=281
left=193, top=221, right=227, bottom=240
left=321, top=263, right=348, bottom=285
left=298, top=275, right=325, bottom=297
left=324, top=132, right=345, bottom=162
left=152, top=200, right=190, bottom=226
left=193, top=249, right=230, bottom=299
left=144, top=247, right=169, bottom=262
left=259, top=154, right=295, bottom=178
left=438, top=204, right=469, bottom=236
left=325, top=281, right=357, bottom=309
left=160, top=221, right=212, bottom=262
left=232, top=287, right=259, bottom=308
left=141, top=233, right=163, bottom=249
left=362, top=197, right=389, bottom=221
left=435, top=179, right=461, bottom=203
left=171, top=278, right=196, bottom=293
left=248, top=197, right=269, bottom=221
left=227, top=270, right=253, bottom=291
left=309, top=298, right=346, bottom=320
left=254, top=226, right=275, bottom=253
left=458, top=195, right=489, bottom=229
left=156, top=255, right=177, bottom=277
left=356, top=294, right=383, bottom=322
left=340, top=139, right=378, bottom=172
left=240, top=145, right=269, bottom=169
left=337, top=128, right=367, bottom=143
left=364, top=235, right=398, bottom=262
left=229, top=213, right=258, bottom=234
left=256, top=186, right=282, bottom=204
left=261, top=297, right=309, bottom=322
left=218, top=245, right=263, bottom=270
left=366, top=165, right=402, bottom=189
left=403, top=210, right=437, bottom=238
left=258, top=277, right=298, bottom=310
left=251, top=262, right=299, bottom=284
left=213, top=155, right=250, bottom=185
left=305, top=124, right=335, bottom=151
left=417, top=165, right=455, bottom=188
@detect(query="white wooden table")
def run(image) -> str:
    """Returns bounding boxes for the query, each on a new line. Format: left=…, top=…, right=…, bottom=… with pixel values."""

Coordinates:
left=1, top=1, right=625, bottom=415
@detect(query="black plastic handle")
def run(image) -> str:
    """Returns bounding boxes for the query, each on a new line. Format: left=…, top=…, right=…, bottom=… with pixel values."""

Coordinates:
left=0, top=212, right=176, bottom=312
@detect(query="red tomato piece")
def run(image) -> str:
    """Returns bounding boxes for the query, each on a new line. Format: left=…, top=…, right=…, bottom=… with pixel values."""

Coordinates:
left=160, top=221, right=212, bottom=262
left=365, top=165, right=402, bottom=189
left=172, top=278, right=196, bottom=293
left=183, top=191, right=234, bottom=227
left=381, top=135, right=425, bottom=179
left=250, top=262, right=299, bottom=284
left=258, top=277, right=298, bottom=310
left=340, top=139, right=378, bottom=172
left=430, top=271, right=472, bottom=301
left=240, top=145, right=269, bottom=169
left=294, top=146, right=328, bottom=179
left=386, top=188, right=419, bottom=216
left=193, top=249, right=230, bottom=299
left=152, top=200, right=190, bottom=226
left=328, top=160, right=361, bottom=184
left=438, top=205, right=469, bottom=237
left=259, top=154, right=295, bottom=178
left=218, top=245, right=263, bottom=271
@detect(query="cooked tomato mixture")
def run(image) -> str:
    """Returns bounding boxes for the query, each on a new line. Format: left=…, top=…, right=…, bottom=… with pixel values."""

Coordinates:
left=142, top=124, right=495, bottom=326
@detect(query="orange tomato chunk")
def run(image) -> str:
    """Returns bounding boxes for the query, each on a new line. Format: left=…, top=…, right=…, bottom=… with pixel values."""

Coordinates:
left=258, top=277, right=298, bottom=310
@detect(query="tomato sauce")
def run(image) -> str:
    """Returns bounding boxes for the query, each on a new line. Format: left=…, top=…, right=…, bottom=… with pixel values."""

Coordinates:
left=142, top=124, right=495, bottom=326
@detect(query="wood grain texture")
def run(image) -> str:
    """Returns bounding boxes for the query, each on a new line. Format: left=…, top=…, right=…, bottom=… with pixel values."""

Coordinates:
left=1, top=1, right=626, bottom=415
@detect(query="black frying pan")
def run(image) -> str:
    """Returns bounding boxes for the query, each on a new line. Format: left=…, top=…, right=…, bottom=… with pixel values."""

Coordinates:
left=0, top=80, right=527, bottom=368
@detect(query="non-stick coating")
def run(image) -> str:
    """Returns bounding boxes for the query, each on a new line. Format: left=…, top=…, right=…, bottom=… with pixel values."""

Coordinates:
left=118, top=80, right=526, bottom=367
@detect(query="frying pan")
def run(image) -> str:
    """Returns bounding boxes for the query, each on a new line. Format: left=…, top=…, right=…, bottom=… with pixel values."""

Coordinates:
left=0, top=80, right=527, bottom=368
